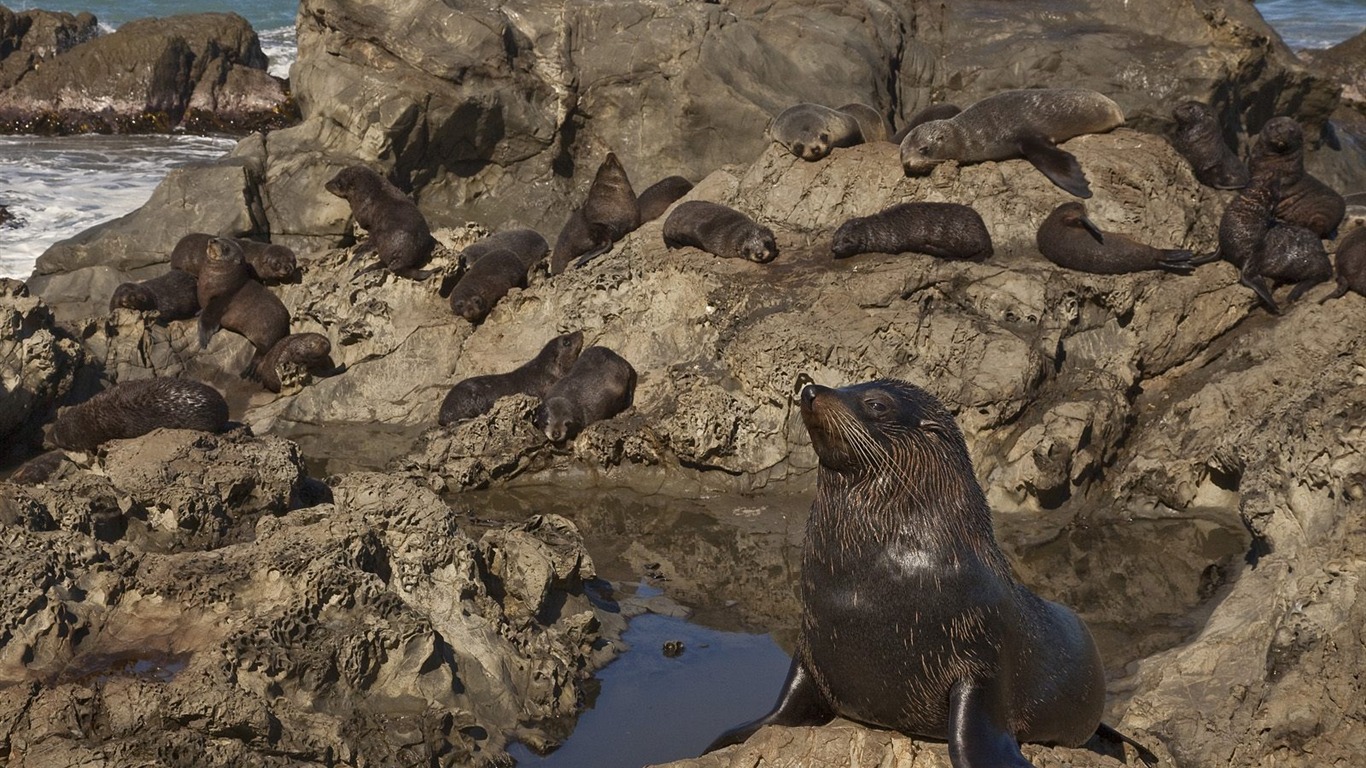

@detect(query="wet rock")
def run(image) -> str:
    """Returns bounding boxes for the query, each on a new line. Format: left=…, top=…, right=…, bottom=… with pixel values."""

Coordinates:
left=0, top=279, right=84, bottom=463
left=0, top=6, right=99, bottom=91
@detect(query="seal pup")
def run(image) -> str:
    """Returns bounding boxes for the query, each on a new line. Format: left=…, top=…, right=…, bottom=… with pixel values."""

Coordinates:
left=534, top=346, right=637, bottom=444
left=662, top=201, right=778, bottom=263
left=217, top=278, right=292, bottom=377
left=196, top=236, right=252, bottom=349
left=706, top=379, right=1107, bottom=766
left=831, top=202, right=992, bottom=261
left=324, top=165, right=436, bottom=279
left=899, top=88, right=1125, bottom=198
left=636, top=176, right=695, bottom=223
left=551, top=153, right=642, bottom=273
left=770, top=103, right=878, bottom=161
left=835, top=102, right=892, bottom=143
left=1241, top=224, right=1332, bottom=312
left=44, top=378, right=230, bottom=452
left=258, top=333, right=336, bottom=393
left=109, top=269, right=200, bottom=320
left=438, top=330, right=584, bottom=426
left=449, top=248, right=528, bottom=323
left=1249, top=117, right=1346, bottom=238
left=458, top=229, right=550, bottom=273
left=1195, top=171, right=1301, bottom=311
left=1169, top=101, right=1249, bottom=190
left=172, top=233, right=299, bottom=284
left=7, top=450, right=72, bottom=486
left=892, top=103, right=962, bottom=144
left=1036, top=202, right=1194, bottom=274
left=1321, top=227, right=1366, bottom=302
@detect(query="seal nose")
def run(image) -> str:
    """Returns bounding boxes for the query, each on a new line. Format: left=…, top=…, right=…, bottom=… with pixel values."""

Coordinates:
left=800, top=384, right=820, bottom=408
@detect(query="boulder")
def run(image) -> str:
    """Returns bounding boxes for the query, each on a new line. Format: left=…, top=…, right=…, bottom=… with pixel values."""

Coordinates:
left=0, top=6, right=98, bottom=91
left=0, top=279, right=83, bottom=463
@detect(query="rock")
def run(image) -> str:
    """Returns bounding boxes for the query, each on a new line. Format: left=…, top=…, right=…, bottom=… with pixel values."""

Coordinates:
left=0, top=279, right=84, bottom=463
left=0, top=6, right=98, bottom=91
left=1301, top=30, right=1366, bottom=107
left=0, top=12, right=296, bottom=136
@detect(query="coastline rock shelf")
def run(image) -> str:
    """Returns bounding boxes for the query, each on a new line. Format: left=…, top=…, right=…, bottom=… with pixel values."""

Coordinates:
left=3, top=0, right=1366, bottom=766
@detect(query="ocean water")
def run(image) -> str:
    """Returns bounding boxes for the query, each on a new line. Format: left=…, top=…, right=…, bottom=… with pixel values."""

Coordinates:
left=0, top=1, right=1362, bottom=280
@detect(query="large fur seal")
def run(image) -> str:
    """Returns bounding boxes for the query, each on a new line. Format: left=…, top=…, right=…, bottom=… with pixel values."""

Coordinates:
left=1169, top=101, right=1249, bottom=190
left=44, top=378, right=230, bottom=451
left=706, top=379, right=1109, bottom=766
left=662, top=201, right=778, bottom=263
left=1322, top=227, right=1366, bottom=302
left=770, top=103, right=887, bottom=161
left=1249, top=117, right=1346, bottom=238
left=324, top=165, right=436, bottom=279
left=1243, top=224, right=1332, bottom=312
left=258, top=333, right=336, bottom=393
left=449, top=248, right=528, bottom=323
left=109, top=269, right=200, bottom=320
left=170, top=233, right=299, bottom=283
left=899, top=88, right=1125, bottom=198
left=1036, top=202, right=1194, bottom=274
left=534, top=346, right=637, bottom=444
left=892, top=103, right=962, bottom=144
left=831, top=202, right=992, bottom=261
left=636, top=176, right=695, bottom=223
left=551, top=153, right=641, bottom=274
left=438, top=330, right=584, bottom=426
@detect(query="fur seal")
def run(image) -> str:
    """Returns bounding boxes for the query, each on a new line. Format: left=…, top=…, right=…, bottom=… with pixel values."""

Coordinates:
left=550, top=153, right=641, bottom=274
left=706, top=379, right=1108, bottom=765
left=636, top=176, right=695, bottom=223
left=1036, top=202, right=1194, bottom=274
left=662, top=201, right=778, bottom=263
left=449, top=248, right=528, bottom=323
left=1197, top=171, right=1313, bottom=312
left=438, top=330, right=584, bottom=426
left=6, top=450, right=71, bottom=486
left=1249, top=117, right=1346, bottom=238
left=458, top=229, right=549, bottom=273
left=109, top=269, right=200, bottom=320
left=196, top=236, right=252, bottom=349
left=770, top=103, right=883, bottom=161
left=831, top=202, right=992, bottom=261
left=171, top=233, right=299, bottom=283
left=1242, top=224, right=1332, bottom=313
left=892, top=103, right=962, bottom=144
left=44, top=378, right=230, bottom=452
left=218, top=279, right=292, bottom=376
left=324, top=165, right=436, bottom=279
left=258, top=333, right=336, bottom=393
left=1169, top=101, right=1249, bottom=190
left=534, top=346, right=637, bottom=444
left=1321, top=227, right=1366, bottom=302
left=899, top=88, right=1125, bottom=198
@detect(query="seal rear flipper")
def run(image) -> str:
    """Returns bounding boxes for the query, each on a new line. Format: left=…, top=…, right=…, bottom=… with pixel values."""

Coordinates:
left=392, top=267, right=433, bottom=281
left=948, top=679, right=1033, bottom=768
left=1091, top=723, right=1158, bottom=766
left=1319, top=280, right=1351, bottom=304
left=1018, top=132, right=1092, bottom=198
left=1286, top=276, right=1327, bottom=303
left=1158, top=249, right=1196, bottom=274
left=703, top=659, right=833, bottom=754
left=1239, top=272, right=1281, bottom=313
left=1189, top=248, right=1223, bottom=266
left=571, top=244, right=612, bottom=270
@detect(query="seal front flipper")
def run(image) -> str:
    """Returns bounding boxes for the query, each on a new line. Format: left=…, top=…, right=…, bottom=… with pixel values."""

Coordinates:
left=198, top=299, right=227, bottom=348
left=703, top=659, right=833, bottom=753
left=1018, top=132, right=1092, bottom=198
left=948, top=679, right=1033, bottom=768
left=1239, top=271, right=1281, bottom=314
left=1092, top=723, right=1159, bottom=766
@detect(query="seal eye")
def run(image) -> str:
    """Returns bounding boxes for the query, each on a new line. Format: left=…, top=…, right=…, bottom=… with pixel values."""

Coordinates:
left=864, top=398, right=889, bottom=416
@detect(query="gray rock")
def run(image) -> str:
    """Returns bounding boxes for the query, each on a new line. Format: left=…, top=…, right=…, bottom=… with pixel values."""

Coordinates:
left=0, top=279, right=84, bottom=462
left=0, top=6, right=98, bottom=91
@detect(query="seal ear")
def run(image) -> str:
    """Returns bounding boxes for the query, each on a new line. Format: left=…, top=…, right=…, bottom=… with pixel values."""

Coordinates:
left=918, top=417, right=950, bottom=436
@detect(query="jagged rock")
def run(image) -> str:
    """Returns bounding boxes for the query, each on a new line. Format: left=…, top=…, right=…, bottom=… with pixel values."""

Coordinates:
left=0, top=12, right=296, bottom=135
left=0, top=279, right=83, bottom=463
left=0, top=6, right=98, bottom=91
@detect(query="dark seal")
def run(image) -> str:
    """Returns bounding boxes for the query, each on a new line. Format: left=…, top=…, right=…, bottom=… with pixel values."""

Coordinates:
left=196, top=236, right=252, bottom=349
left=324, top=165, right=436, bottom=279
left=706, top=379, right=1108, bottom=765
left=1195, top=171, right=1298, bottom=311
left=534, top=345, right=637, bottom=444
left=831, top=202, right=993, bottom=261
left=1169, top=101, right=1249, bottom=190
left=1242, top=224, right=1332, bottom=313
left=171, top=233, right=299, bottom=283
left=449, top=248, right=529, bottom=323
left=1036, top=201, right=1194, bottom=274
left=458, top=229, right=549, bottom=273
left=438, top=330, right=585, bottom=426
left=109, top=269, right=200, bottom=320
left=258, top=333, right=336, bottom=393
left=1322, top=227, right=1366, bottom=302
left=662, top=201, right=778, bottom=263
left=551, top=153, right=641, bottom=274
left=1249, top=117, right=1345, bottom=238
left=636, top=176, right=695, bottom=223
left=44, top=378, right=230, bottom=452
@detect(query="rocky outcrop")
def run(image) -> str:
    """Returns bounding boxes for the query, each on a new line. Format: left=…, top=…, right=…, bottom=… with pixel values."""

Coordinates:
left=0, top=6, right=98, bottom=91
left=0, top=12, right=296, bottom=135
left=0, top=279, right=83, bottom=464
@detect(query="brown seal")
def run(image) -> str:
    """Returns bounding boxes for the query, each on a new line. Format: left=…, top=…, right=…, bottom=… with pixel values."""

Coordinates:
left=6, top=450, right=72, bottom=486
left=258, top=333, right=336, bottom=393
left=831, top=202, right=993, bottom=261
left=892, top=103, right=962, bottom=144
left=324, top=165, right=436, bottom=279
left=449, top=248, right=528, bottom=323
left=770, top=103, right=884, bottom=161
left=1242, top=224, right=1332, bottom=312
left=1169, top=101, right=1249, bottom=190
left=171, top=233, right=299, bottom=283
left=438, top=330, right=584, bottom=426
left=534, top=345, right=637, bottom=444
left=44, top=378, right=230, bottom=452
left=707, top=378, right=1114, bottom=765
left=458, top=229, right=549, bottom=273
left=1322, top=227, right=1366, bottom=302
left=1249, top=117, right=1345, bottom=238
left=662, top=201, right=778, bottom=263
left=196, top=236, right=252, bottom=349
left=218, top=279, right=292, bottom=376
left=899, top=88, right=1125, bottom=198
left=1196, top=171, right=1312, bottom=312
left=636, top=176, right=695, bottom=223
left=109, top=269, right=200, bottom=320
left=835, top=102, right=892, bottom=143
left=1036, top=202, right=1194, bottom=274
left=551, top=153, right=641, bottom=274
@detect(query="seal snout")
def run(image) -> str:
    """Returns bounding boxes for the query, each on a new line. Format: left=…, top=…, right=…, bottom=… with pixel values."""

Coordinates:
left=799, top=383, right=828, bottom=410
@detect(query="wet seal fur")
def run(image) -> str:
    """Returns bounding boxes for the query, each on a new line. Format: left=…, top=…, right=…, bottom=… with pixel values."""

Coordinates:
left=438, top=330, right=584, bottom=426
left=1244, top=224, right=1332, bottom=312
left=44, top=378, right=230, bottom=452
left=770, top=103, right=887, bottom=162
left=171, top=232, right=299, bottom=283
left=662, top=201, right=778, bottom=263
left=196, top=237, right=291, bottom=375
left=109, top=269, right=200, bottom=320
left=636, top=176, right=695, bottom=223
left=707, top=379, right=1125, bottom=768
left=551, top=153, right=640, bottom=273
left=258, top=333, right=336, bottom=394
left=1169, top=101, right=1249, bottom=190
left=534, top=346, right=636, bottom=444
left=449, top=248, right=528, bottom=323
left=1036, top=202, right=1194, bottom=274
left=1249, top=117, right=1345, bottom=238
left=1197, top=171, right=1305, bottom=312
left=831, top=202, right=992, bottom=261
left=324, top=165, right=436, bottom=279
left=1322, top=227, right=1366, bottom=302
left=899, top=88, right=1124, bottom=198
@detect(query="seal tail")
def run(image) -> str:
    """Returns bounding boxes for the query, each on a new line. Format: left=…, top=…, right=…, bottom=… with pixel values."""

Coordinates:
left=1157, top=248, right=1195, bottom=274
left=1093, top=723, right=1158, bottom=766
